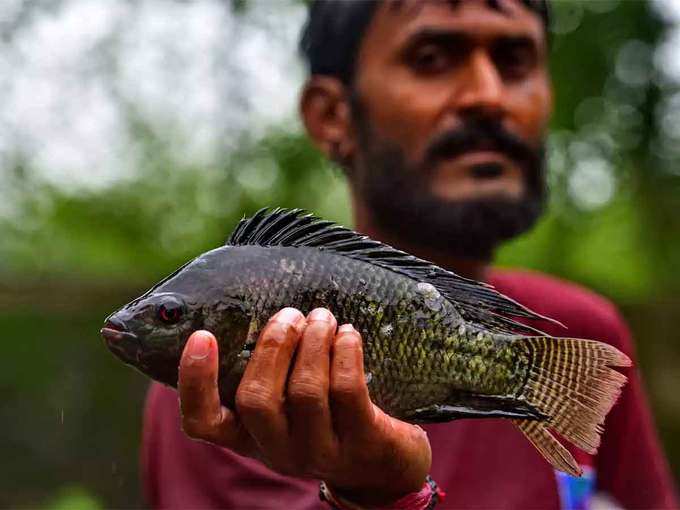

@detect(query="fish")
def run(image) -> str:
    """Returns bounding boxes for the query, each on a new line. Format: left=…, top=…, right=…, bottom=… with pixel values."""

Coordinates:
left=101, top=207, right=631, bottom=476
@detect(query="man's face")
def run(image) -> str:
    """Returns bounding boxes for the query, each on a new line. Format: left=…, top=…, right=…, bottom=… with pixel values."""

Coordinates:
left=348, top=0, right=552, bottom=259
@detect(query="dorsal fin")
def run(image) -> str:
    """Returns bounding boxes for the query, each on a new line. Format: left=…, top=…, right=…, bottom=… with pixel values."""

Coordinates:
left=227, top=208, right=561, bottom=334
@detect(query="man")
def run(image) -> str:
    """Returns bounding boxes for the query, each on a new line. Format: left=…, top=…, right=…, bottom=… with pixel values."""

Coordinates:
left=142, top=1, right=678, bottom=508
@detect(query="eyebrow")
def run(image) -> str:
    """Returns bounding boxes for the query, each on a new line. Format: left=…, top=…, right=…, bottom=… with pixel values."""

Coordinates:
left=401, top=27, right=539, bottom=51
left=402, top=28, right=468, bottom=50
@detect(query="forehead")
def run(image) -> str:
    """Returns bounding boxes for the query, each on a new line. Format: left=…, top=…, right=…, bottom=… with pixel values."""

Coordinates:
left=366, top=0, right=545, bottom=49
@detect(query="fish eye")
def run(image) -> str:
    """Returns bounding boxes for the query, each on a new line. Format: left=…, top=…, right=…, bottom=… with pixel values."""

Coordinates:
left=157, top=297, right=184, bottom=325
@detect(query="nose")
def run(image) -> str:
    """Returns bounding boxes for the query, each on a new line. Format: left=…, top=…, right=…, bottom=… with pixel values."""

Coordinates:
left=456, top=49, right=505, bottom=119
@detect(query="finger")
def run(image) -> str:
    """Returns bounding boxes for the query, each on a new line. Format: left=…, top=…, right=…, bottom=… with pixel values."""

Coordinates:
left=235, top=307, right=305, bottom=468
left=329, top=324, right=375, bottom=442
left=287, top=308, right=338, bottom=471
left=178, top=331, right=255, bottom=455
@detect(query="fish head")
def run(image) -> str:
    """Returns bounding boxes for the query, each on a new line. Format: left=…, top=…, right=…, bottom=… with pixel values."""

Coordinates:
left=101, top=290, right=201, bottom=386
left=101, top=248, right=251, bottom=389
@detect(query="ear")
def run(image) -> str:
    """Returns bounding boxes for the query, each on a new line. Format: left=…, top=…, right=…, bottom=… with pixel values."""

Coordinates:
left=299, top=76, right=357, bottom=167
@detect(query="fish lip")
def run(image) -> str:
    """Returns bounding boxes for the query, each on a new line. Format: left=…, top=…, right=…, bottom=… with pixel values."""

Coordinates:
left=101, top=321, right=142, bottom=364
left=101, top=317, right=138, bottom=342
left=100, top=327, right=138, bottom=343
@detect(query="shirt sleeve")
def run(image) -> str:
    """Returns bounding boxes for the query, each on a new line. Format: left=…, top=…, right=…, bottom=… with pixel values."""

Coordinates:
left=593, top=306, right=679, bottom=509
left=141, top=382, right=321, bottom=509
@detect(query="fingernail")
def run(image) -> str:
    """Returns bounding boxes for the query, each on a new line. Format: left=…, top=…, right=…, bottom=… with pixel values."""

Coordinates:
left=188, top=332, right=211, bottom=360
left=338, top=324, right=355, bottom=334
left=274, top=307, right=304, bottom=325
left=308, top=308, right=332, bottom=323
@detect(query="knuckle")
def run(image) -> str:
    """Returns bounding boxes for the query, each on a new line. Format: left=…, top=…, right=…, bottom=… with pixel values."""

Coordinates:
left=339, top=332, right=362, bottom=347
left=287, top=378, right=326, bottom=407
left=307, top=308, right=337, bottom=327
left=330, top=375, right=362, bottom=402
left=235, top=382, right=277, bottom=417
left=304, top=320, right=334, bottom=342
left=179, top=375, right=207, bottom=396
left=335, top=333, right=362, bottom=354
left=181, top=416, right=213, bottom=441
left=260, top=322, right=298, bottom=348
left=272, top=307, right=304, bottom=322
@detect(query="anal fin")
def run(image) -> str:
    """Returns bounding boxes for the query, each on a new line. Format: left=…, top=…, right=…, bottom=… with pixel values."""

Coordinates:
left=514, top=419, right=582, bottom=477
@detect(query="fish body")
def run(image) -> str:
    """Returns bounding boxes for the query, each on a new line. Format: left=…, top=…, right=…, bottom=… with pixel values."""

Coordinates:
left=102, top=208, right=631, bottom=476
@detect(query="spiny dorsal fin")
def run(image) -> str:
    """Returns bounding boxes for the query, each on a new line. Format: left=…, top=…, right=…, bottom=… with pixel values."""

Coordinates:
left=227, top=208, right=561, bottom=334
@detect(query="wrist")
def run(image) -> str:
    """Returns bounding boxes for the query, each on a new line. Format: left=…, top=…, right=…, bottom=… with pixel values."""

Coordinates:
left=326, top=467, right=426, bottom=507
left=328, top=437, right=431, bottom=506
left=320, top=476, right=444, bottom=510
left=327, top=482, right=421, bottom=508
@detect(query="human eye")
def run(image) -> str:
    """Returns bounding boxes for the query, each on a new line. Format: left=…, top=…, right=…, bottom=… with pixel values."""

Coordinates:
left=494, top=39, right=537, bottom=80
left=407, top=43, right=453, bottom=75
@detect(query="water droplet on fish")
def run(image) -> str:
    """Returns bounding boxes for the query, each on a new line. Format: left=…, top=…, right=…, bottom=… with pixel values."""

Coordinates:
left=365, top=372, right=373, bottom=386
left=240, top=350, right=251, bottom=360
left=380, top=323, right=393, bottom=337
left=417, top=282, right=443, bottom=311
left=416, top=282, right=438, bottom=297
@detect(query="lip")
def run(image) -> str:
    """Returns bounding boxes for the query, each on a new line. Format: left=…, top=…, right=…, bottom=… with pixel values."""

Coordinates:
left=100, top=327, right=138, bottom=343
left=449, top=149, right=513, bottom=167
left=434, top=150, right=519, bottom=179
left=430, top=149, right=524, bottom=200
left=101, top=322, right=142, bottom=364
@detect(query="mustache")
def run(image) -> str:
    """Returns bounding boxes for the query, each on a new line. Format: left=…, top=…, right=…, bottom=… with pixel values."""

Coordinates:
left=424, top=119, right=539, bottom=170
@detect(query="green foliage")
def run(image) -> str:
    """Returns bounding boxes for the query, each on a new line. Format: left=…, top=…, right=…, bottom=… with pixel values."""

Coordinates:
left=1, top=128, right=350, bottom=284
left=46, top=487, right=102, bottom=510
left=498, top=0, right=677, bottom=304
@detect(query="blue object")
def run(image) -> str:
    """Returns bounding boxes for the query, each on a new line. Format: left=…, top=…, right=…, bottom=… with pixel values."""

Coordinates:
left=555, top=466, right=596, bottom=510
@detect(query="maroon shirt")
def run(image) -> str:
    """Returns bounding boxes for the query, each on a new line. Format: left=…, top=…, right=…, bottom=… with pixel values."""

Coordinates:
left=142, top=270, right=678, bottom=509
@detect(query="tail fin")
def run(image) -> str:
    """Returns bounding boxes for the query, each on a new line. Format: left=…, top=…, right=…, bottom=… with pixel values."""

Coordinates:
left=513, top=337, right=631, bottom=476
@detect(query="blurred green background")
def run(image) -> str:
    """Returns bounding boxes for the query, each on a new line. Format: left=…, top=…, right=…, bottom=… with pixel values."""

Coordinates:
left=1, top=0, right=679, bottom=507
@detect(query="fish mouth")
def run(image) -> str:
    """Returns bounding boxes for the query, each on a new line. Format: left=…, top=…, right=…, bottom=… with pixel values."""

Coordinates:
left=101, top=319, right=141, bottom=363
left=101, top=327, right=138, bottom=343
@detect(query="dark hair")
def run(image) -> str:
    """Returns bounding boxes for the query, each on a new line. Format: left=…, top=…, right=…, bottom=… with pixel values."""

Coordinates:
left=299, top=0, right=551, bottom=84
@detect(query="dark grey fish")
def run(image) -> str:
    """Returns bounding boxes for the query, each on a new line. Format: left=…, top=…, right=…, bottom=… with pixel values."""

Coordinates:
left=102, top=208, right=630, bottom=476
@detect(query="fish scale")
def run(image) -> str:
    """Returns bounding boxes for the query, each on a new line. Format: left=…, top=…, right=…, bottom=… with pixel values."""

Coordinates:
left=229, top=246, right=525, bottom=415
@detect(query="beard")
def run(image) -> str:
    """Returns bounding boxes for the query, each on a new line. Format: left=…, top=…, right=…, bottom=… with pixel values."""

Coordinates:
left=350, top=106, right=547, bottom=261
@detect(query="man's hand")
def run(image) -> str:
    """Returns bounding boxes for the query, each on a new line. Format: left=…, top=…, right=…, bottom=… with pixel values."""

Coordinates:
left=178, top=307, right=432, bottom=506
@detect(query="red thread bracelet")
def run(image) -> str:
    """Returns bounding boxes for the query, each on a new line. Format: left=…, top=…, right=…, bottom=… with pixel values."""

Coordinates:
left=319, top=476, right=445, bottom=510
